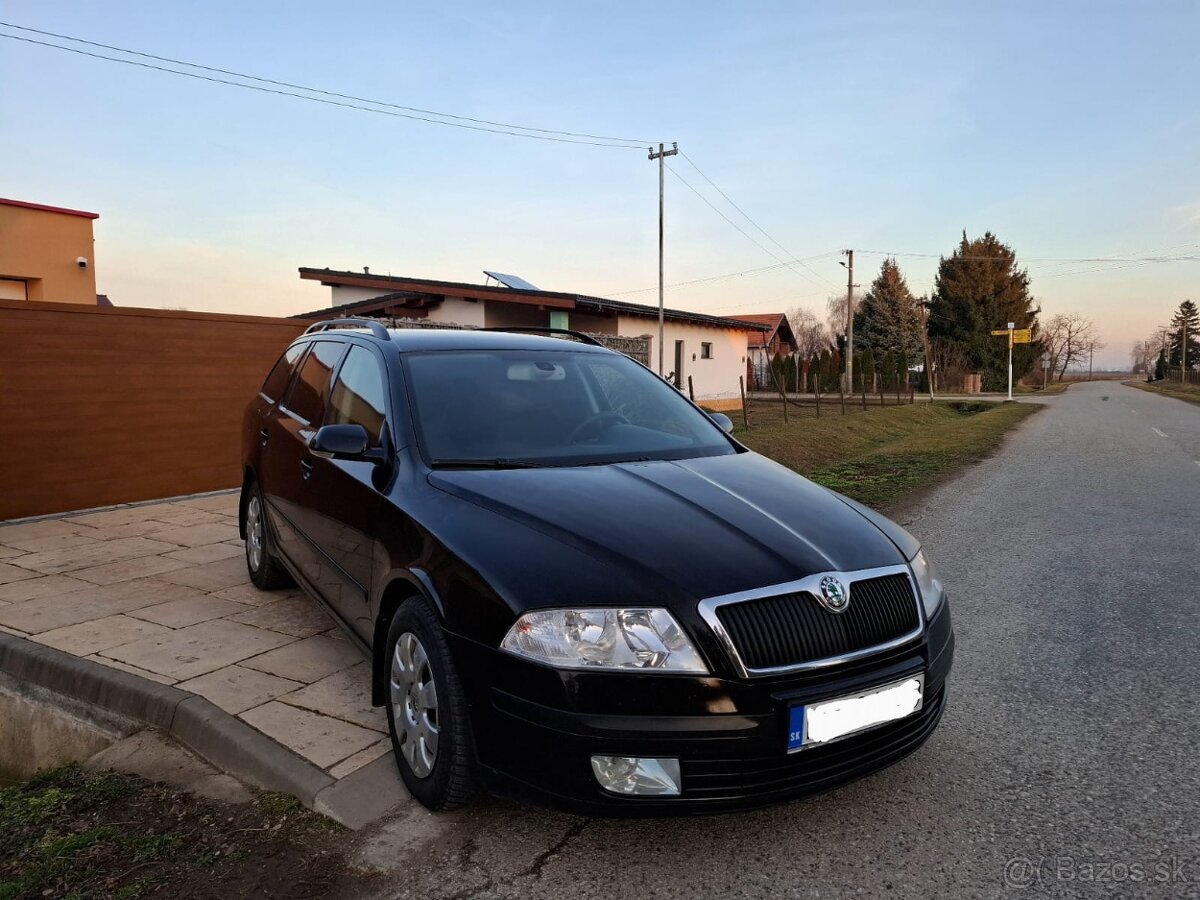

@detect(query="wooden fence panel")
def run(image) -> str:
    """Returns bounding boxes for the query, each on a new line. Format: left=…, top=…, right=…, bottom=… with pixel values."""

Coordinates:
left=0, top=300, right=307, bottom=519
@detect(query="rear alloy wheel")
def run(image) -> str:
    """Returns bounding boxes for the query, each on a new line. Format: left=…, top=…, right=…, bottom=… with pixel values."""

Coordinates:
left=385, top=598, right=476, bottom=810
left=244, top=484, right=291, bottom=590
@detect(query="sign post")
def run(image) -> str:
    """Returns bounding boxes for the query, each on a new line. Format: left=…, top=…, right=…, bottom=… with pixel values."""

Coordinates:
left=991, top=324, right=1032, bottom=399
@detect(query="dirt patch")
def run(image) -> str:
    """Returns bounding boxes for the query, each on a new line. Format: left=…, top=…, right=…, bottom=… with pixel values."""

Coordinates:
left=0, top=766, right=375, bottom=900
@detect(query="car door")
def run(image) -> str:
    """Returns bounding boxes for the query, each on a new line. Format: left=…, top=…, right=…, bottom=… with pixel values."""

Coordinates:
left=260, top=339, right=346, bottom=580
left=300, top=343, right=392, bottom=634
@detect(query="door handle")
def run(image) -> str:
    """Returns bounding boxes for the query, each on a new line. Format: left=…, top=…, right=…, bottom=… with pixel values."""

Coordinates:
left=300, top=459, right=313, bottom=480
left=259, top=428, right=269, bottom=445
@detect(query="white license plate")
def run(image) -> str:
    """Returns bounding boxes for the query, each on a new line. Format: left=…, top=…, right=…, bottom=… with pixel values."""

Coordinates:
left=787, top=674, right=924, bottom=751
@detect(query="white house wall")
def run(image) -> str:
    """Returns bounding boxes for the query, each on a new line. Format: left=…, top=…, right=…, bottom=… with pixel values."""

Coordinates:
left=617, top=316, right=750, bottom=408
left=426, top=296, right=486, bottom=327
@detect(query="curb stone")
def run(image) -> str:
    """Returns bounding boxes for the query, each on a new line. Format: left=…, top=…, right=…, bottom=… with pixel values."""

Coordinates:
left=0, top=631, right=342, bottom=814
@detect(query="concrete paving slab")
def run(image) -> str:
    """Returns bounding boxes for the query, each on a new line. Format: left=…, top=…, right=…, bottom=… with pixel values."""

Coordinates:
left=128, top=596, right=246, bottom=628
left=145, top=522, right=238, bottom=548
left=157, top=557, right=251, bottom=591
left=36, top=614, right=173, bottom=657
left=101, top=618, right=295, bottom=680
left=328, top=737, right=391, bottom=779
left=278, top=662, right=385, bottom=732
left=89, top=520, right=169, bottom=540
left=227, top=596, right=335, bottom=638
left=208, top=582, right=289, bottom=607
left=0, top=518, right=94, bottom=542
left=83, top=655, right=179, bottom=685
left=10, top=536, right=181, bottom=576
left=240, top=700, right=381, bottom=769
left=0, top=545, right=25, bottom=559
left=177, top=664, right=303, bottom=715
left=163, top=543, right=243, bottom=565
left=0, top=563, right=40, bottom=585
left=143, top=508, right=228, bottom=528
left=71, top=553, right=190, bottom=586
left=63, top=507, right=162, bottom=528
left=241, top=633, right=365, bottom=684
left=0, top=574, right=92, bottom=604
left=0, top=579, right=206, bottom=634
left=0, top=531, right=103, bottom=554
left=85, top=729, right=252, bottom=803
left=170, top=493, right=240, bottom=515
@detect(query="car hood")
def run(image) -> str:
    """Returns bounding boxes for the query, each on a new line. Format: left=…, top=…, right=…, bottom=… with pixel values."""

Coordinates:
left=427, top=451, right=908, bottom=602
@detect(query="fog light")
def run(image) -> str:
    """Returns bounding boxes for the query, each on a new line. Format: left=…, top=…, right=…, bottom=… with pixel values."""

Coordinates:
left=590, top=755, right=681, bottom=796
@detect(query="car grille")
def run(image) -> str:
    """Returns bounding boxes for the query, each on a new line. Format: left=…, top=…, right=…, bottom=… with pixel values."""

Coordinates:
left=714, top=573, right=920, bottom=670
left=681, top=686, right=944, bottom=800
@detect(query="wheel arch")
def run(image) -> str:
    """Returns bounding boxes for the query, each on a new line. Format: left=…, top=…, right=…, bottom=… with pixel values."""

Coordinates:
left=372, top=569, right=445, bottom=706
left=238, top=466, right=256, bottom=539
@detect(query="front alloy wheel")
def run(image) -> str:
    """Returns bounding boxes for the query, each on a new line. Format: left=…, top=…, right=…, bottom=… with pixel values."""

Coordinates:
left=383, top=597, right=476, bottom=810
left=390, top=633, right=440, bottom=777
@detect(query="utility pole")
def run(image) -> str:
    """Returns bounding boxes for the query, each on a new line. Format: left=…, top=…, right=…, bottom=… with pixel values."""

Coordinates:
left=648, top=142, right=678, bottom=377
left=1088, top=343, right=1094, bottom=381
left=918, top=301, right=935, bottom=400
left=841, top=250, right=855, bottom=392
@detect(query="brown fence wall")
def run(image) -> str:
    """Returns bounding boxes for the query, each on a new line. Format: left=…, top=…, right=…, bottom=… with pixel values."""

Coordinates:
left=0, top=300, right=308, bottom=520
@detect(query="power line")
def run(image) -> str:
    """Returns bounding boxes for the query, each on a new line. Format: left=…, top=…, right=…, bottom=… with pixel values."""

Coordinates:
left=678, top=150, right=838, bottom=291
left=666, top=165, right=834, bottom=294
left=0, top=26, right=653, bottom=149
left=605, top=252, right=839, bottom=297
left=856, top=248, right=1200, bottom=264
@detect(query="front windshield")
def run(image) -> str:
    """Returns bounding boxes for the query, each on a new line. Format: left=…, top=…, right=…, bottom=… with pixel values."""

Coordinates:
left=404, top=348, right=736, bottom=467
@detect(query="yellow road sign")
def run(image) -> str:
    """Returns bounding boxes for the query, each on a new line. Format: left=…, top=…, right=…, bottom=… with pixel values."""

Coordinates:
left=991, top=329, right=1010, bottom=336
left=1012, top=329, right=1032, bottom=343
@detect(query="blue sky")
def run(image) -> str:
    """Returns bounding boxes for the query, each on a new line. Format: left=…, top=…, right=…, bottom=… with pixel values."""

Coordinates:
left=3, top=1, right=1198, bottom=366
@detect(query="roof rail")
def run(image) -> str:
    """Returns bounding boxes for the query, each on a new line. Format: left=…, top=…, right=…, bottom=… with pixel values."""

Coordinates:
left=303, top=317, right=391, bottom=340
left=478, top=326, right=604, bottom=347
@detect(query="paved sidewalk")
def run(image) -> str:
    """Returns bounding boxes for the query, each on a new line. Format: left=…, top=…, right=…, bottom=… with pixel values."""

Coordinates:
left=0, top=491, right=395, bottom=784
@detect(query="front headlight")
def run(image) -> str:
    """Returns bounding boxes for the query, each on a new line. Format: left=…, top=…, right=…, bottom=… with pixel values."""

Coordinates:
left=910, top=549, right=945, bottom=619
left=500, top=608, right=709, bottom=673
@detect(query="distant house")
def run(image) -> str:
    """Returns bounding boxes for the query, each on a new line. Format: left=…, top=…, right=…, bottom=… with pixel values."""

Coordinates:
left=297, top=268, right=768, bottom=409
left=730, top=313, right=797, bottom=389
left=0, top=198, right=101, bottom=304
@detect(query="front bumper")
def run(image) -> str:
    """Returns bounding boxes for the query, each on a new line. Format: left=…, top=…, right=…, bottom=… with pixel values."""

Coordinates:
left=452, top=601, right=954, bottom=815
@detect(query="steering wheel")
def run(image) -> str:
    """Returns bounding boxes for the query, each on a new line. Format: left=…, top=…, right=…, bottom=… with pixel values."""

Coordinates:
left=566, top=411, right=629, bottom=444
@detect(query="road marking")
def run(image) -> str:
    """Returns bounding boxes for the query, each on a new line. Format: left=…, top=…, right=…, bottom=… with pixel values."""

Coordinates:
left=1152, top=427, right=1168, bottom=437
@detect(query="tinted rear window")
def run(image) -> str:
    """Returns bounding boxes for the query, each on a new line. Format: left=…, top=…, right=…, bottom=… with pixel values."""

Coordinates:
left=260, top=344, right=305, bottom=402
left=283, top=341, right=344, bottom=424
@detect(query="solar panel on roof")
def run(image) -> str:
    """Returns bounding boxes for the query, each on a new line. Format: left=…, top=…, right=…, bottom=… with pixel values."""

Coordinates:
left=483, top=271, right=541, bottom=291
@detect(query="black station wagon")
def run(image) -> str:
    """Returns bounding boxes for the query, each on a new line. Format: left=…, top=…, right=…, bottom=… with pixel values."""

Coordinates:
left=240, top=319, right=954, bottom=813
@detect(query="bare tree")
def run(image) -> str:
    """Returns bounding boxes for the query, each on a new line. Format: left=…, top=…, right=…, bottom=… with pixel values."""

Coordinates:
left=1130, top=337, right=1157, bottom=375
left=786, top=306, right=831, bottom=358
left=1040, top=313, right=1099, bottom=381
left=826, top=293, right=850, bottom=341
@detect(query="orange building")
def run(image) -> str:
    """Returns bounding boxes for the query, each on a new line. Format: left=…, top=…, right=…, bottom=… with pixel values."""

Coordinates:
left=0, top=198, right=100, bottom=304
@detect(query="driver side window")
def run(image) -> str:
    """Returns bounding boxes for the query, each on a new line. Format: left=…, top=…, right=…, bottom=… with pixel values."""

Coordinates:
left=328, top=346, right=388, bottom=444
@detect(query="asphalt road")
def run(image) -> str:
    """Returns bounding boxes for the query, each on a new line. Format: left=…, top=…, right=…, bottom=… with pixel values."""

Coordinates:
left=356, top=381, right=1200, bottom=900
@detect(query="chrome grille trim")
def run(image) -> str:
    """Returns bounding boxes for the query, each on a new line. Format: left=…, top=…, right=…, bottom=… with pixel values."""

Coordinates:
left=697, top=564, right=924, bottom=678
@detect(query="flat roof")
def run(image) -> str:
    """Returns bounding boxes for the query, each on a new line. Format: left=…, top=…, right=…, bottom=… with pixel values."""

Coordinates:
left=0, top=198, right=99, bottom=219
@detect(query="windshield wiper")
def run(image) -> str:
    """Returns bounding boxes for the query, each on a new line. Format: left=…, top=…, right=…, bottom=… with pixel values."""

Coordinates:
left=429, top=458, right=547, bottom=470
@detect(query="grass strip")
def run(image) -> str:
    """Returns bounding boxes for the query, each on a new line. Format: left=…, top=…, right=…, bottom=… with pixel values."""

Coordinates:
left=1124, top=380, right=1200, bottom=407
left=735, top=400, right=1041, bottom=509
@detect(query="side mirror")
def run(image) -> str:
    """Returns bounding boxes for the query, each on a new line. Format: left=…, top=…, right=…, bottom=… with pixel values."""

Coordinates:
left=709, top=412, right=734, bottom=434
left=310, top=424, right=376, bottom=461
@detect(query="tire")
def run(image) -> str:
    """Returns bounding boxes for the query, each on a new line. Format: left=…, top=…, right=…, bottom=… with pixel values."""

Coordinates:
left=244, top=482, right=292, bottom=590
left=384, top=597, right=477, bottom=810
